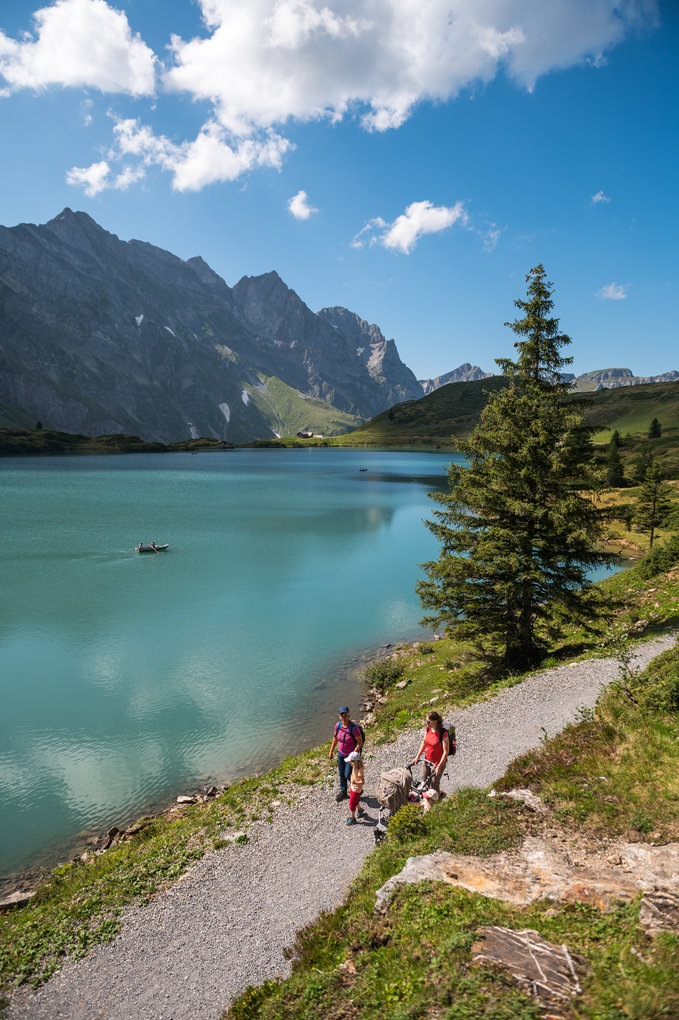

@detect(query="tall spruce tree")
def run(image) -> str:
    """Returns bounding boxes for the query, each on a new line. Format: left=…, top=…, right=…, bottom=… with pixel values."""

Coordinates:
left=634, top=461, right=672, bottom=548
left=418, top=265, right=611, bottom=672
left=606, top=438, right=625, bottom=487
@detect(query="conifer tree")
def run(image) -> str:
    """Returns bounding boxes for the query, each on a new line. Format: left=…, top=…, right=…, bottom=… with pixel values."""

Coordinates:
left=632, top=442, right=653, bottom=484
left=634, top=461, right=672, bottom=548
left=649, top=417, right=662, bottom=439
left=606, top=438, right=625, bottom=487
left=418, top=265, right=611, bottom=672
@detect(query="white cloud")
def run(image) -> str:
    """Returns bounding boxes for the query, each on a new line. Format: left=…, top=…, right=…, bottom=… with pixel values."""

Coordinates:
left=3, top=0, right=659, bottom=191
left=353, top=200, right=468, bottom=253
left=591, top=190, right=611, bottom=204
left=288, top=189, right=318, bottom=219
left=351, top=217, right=388, bottom=249
left=65, top=160, right=111, bottom=195
left=163, top=0, right=657, bottom=139
left=0, top=0, right=156, bottom=95
left=65, top=115, right=293, bottom=193
left=482, top=221, right=503, bottom=251
left=597, top=282, right=628, bottom=300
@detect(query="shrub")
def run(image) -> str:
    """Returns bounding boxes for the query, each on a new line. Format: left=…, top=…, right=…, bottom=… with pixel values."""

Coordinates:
left=386, top=803, right=427, bottom=842
left=635, top=645, right=679, bottom=713
left=663, top=509, right=679, bottom=532
left=634, top=534, right=679, bottom=579
left=364, top=657, right=404, bottom=690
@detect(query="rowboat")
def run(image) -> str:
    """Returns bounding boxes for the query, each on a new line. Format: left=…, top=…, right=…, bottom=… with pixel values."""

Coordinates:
left=135, top=543, right=169, bottom=554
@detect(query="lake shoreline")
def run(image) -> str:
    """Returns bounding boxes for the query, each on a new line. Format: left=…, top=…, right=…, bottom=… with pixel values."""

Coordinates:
left=0, top=630, right=432, bottom=902
left=0, top=427, right=460, bottom=457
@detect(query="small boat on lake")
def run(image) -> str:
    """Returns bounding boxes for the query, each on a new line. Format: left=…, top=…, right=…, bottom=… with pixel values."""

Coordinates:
left=135, top=542, right=169, bottom=554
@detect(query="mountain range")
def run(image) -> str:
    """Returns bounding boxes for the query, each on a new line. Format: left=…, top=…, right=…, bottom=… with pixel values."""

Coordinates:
left=1, top=209, right=486, bottom=444
left=0, top=209, right=430, bottom=442
left=1, top=209, right=675, bottom=443
left=568, top=367, right=679, bottom=391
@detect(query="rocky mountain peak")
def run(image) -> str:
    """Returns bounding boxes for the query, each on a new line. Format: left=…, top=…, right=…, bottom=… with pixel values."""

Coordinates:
left=318, top=306, right=386, bottom=348
left=43, top=207, right=116, bottom=251
left=419, top=364, right=494, bottom=395
left=185, top=255, right=230, bottom=290
left=231, top=271, right=307, bottom=337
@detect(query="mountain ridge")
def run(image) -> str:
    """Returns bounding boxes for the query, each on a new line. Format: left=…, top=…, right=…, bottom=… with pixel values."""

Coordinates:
left=0, top=210, right=419, bottom=442
left=2, top=209, right=676, bottom=442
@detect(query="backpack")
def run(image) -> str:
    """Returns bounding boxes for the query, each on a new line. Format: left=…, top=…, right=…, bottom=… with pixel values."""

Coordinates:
left=375, top=767, right=412, bottom=813
left=335, top=720, right=365, bottom=753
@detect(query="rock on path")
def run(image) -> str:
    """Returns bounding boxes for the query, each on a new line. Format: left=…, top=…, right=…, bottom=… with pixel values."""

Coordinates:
left=7, top=634, right=675, bottom=1020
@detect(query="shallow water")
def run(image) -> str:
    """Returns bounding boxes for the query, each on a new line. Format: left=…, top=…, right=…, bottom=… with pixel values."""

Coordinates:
left=0, top=448, right=453, bottom=876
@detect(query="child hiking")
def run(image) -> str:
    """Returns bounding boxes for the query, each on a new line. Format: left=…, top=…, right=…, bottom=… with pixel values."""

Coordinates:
left=346, top=750, right=364, bottom=825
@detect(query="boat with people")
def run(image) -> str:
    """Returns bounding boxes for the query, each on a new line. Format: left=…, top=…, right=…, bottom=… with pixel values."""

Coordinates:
left=135, top=542, right=169, bottom=554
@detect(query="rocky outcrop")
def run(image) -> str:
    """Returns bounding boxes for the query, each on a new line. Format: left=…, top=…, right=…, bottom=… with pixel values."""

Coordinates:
left=472, top=926, right=585, bottom=1008
left=0, top=211, right=423, bottom=441
left=318, top=306, right=423, bottom=408
left=572, top=367, right=679, bottom=391
left=375, top=825, right=679, bottom=1014
left=419, top=363, right=494, bottom=395
left=374, top=836, right=679, bottom=914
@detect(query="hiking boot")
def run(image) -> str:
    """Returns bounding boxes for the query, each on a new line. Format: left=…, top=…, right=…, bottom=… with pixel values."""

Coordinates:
left=335, top=790, right=348, bottom=802
left=346, top=817, right=357, bottom=825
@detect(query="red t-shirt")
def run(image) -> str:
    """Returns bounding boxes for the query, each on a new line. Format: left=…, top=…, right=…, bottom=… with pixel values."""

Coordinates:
left=424, top=727, right=447, bottom=764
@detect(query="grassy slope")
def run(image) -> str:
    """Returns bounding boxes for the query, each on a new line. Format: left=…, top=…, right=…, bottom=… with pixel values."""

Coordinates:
left=243, top=375, right=362, bottom=438
left=2, top=538, right=679, bottom=1016
left=324, top=378, right=679, bottom=462
left=578, top=381, right=679, bottom=439
left=331, top=377, right=508, bottom=446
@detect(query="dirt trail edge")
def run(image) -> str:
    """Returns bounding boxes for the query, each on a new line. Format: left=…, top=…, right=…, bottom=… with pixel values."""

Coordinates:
left=7, top=633, right=676, bottom=1020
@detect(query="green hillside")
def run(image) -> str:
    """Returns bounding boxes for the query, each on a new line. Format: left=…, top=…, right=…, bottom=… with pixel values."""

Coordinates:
left=328, top=378, right=679, bottom=464
left=575, top=380, right=679, bottom=440
left=331, top=376, right=508, bottom=446
left=242, top=374, right=363, bottom=437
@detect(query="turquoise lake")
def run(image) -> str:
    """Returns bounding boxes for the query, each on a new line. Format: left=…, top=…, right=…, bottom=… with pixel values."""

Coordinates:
left=0, top=448, right=454, bottom=878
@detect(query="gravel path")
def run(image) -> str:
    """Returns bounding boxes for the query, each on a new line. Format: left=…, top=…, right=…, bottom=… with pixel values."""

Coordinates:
left=7, top=632, right=676, bottom=1020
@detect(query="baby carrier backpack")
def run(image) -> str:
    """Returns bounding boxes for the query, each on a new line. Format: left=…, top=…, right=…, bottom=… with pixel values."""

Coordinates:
left=374, top=766, right=412, bottom=843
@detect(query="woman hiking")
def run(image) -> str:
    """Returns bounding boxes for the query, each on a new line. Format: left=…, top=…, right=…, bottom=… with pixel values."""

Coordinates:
left=412, top=710, right=450, bottom=796
left=328, top=706, right=363, bottom=801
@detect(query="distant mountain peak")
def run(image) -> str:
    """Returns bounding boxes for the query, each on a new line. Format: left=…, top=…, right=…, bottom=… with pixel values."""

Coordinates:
left=572, top=367, right=679, bottom=391
left=419, top=364, right=494, bottom=394
left=45, top=207, right=105, bottom=232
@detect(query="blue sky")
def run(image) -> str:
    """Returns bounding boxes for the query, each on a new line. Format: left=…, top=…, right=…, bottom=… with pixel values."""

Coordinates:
left=0, top=0, right=676, bottom=381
